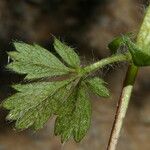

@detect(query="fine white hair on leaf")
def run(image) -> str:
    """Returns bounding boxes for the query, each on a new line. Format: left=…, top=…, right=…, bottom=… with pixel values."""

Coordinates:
left=7, top=56, right=10, bottom=64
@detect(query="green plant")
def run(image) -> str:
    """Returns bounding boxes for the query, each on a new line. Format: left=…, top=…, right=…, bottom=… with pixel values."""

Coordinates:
left=1, top=5, right=150, bottom=150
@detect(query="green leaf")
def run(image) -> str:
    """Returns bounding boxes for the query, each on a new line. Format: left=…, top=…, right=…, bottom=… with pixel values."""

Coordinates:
left=54, top=83, right=91, bottom=143
left=124, top=36, right=150, bottom=66
left=124, top=6, right=150, bottom=66
left=3, top=38, right=111, bottom=143
left=7, top=42, right=71, bottom=79
left=3, top=78, right=92, bottom=142
left=85, top=77, right=110, bottom=98
left=3, top=39, right=93, bottom=142
left=108, top=36, right=124, bottom=54
left=136, top=6, right=150, bottom=51
left=108, top=33, right=133, bottom=54
left=3, top=79, right=73, bottom=130
left=54, top=37, right=80, bottom=68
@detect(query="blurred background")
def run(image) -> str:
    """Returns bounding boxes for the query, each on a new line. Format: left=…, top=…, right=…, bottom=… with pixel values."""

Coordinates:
left=0, top=0, right=150, bottom=150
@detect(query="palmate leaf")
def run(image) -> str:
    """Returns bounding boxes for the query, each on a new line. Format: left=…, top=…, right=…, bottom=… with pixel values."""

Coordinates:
left=7, top=42, right=71, bottom=79
left=3, top=38, right=110, bottom=143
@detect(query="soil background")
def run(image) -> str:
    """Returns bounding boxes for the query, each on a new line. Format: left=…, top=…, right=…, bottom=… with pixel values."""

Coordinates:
left=0, top=0, right=149, bottom=150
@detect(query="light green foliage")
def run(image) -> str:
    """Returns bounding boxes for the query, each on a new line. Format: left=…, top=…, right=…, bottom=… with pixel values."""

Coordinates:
left=108, top=36, right=124, bottom=54
left=108, top=33, right=133, bottom=54
left=108, top=6, right=150, bottom=66
left=3, top=79, right=73, bottom=130
left=124, top=36, right=150, bottom=66
left=136, top=6, right=150, bottom=51
left=54, top=37, right=80, bottom=68
left=109, top=34, right=150, bottom=66
left=124, top=7, right=150, bottom=66
left=55, top=83, right=91, bottom=142
left=85, top=77, right=110, bottom=98
left=7, top=42, right=71, bottom=79
left=2, top=4, right=150, bottom=146
left=3, top=38, right=110, bottom=142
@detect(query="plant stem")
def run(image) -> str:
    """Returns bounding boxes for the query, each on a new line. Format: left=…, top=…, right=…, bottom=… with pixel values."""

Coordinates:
left=106, top=64, right=138, bottom=150
left=83, top=53, right=131, bottom=75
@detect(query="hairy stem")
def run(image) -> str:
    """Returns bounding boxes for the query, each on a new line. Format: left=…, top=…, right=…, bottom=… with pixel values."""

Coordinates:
left=106, top=64, right=138, bottom=150
left=83, top=53, right=131, bottom=75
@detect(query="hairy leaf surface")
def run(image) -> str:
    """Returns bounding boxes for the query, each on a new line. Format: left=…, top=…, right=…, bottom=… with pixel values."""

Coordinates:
left=54, top=84, right=91, bottom=143
left=85, top=77, right=110, bottom=98
left=7, top=42, right=71, bottom=79
left=3, top=79, right=73, bottom=130
left=3, top=38, right=111, bottom=143
left=54, top=38, right=80, bottom=68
